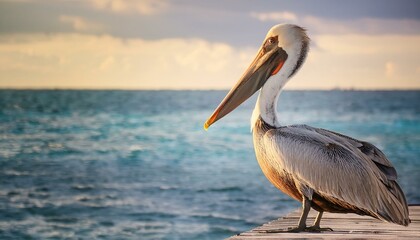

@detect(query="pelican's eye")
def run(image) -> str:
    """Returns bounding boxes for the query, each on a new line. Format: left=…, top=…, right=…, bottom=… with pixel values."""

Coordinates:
left=267, top=37, right=276, bottom=44
left=263, top=36, right=278, bottom=53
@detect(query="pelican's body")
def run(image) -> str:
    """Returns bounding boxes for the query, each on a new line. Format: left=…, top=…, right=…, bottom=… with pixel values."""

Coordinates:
left=253, top=118, right=409, bottom=224
left=205, top=24, right=410, bottom=231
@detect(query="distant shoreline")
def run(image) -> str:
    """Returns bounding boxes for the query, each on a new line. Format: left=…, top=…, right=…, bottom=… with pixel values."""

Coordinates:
left=0, top=88, right=419, bottom=92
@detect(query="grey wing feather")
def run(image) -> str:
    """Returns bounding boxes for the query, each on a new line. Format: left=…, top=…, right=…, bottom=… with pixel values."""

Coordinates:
left=312, top=127, right=398, bottom=180
left=263, top=124, right=410, bottom=225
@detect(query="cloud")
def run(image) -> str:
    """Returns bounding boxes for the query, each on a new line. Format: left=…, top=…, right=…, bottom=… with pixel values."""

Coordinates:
left=0, top=33, right=419, bottom=90
left=289, top=34, right=420, bottom=89
left=89, top=0, right=168, bottom=15
left=99, top=56, right=115, bottom=70
left=303, top=16, right=420, bottom=35
left=250, top=11, right=297, bottom=22
left=251, top=12, right=420, bottom=35
left=59, top=15, right=104, bottom=32
left=0, top=33, right=255, bottom=89
left=385, top=61, right=397, bottom=78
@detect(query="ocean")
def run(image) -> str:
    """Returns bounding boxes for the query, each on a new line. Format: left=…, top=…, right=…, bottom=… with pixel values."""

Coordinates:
left=0, top=90, right=419, bottom=239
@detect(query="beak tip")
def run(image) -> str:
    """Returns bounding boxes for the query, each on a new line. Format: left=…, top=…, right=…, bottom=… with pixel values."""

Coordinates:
left=203, top=121, right=210, bottom=131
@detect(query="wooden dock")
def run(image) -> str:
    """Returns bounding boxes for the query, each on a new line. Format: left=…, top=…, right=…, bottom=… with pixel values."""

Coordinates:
left=228, top=205, right=420, bottom=239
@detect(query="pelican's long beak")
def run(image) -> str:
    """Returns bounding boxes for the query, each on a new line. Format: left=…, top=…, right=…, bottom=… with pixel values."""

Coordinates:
left=204, top=45, right=288, bottom=130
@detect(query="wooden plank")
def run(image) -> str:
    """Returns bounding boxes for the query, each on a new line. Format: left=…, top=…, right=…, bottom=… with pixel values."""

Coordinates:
left=228, top=205, right=420, bottom=239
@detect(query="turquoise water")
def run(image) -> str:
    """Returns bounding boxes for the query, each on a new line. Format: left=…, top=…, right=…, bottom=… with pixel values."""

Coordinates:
left=0, top=90, right=419, bottom=239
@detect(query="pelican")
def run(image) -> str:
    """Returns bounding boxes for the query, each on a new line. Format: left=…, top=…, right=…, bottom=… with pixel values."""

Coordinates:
left=204, top=24, right=410, bottom=232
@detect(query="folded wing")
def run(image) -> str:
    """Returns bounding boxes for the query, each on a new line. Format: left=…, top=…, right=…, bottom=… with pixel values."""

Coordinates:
left=263, top=125, right=410, bottom=225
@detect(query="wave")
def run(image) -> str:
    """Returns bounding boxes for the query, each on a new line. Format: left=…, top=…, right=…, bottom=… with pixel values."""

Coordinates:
left=196, top=186, right=243, bottom=193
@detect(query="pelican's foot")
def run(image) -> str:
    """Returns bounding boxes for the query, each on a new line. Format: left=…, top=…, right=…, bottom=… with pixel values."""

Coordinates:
left=258, top=226, right=333, bottom=233
left=305, top=225, right=333, bottom=232
left=257, top=226, right=305, bottom=233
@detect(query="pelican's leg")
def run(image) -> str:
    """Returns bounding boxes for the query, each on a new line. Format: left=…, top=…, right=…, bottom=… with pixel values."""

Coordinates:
left=262, top=196, right=311, bottom=233
left=261, top=198, right=333, bottom=233
left=285, top=196, right=311, bottom=232
left=306, top=211, right=333, bottom=232
left=313, top=211, right=323, bottom=227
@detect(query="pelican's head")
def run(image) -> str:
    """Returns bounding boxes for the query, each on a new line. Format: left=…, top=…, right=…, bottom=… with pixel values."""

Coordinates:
left=204, top=24, right=309, bottom=130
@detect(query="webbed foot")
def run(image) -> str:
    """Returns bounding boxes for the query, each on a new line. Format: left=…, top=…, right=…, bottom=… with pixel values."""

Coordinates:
left=258, top=225, right=333, bottom=233
left=305, top=225, right=333, bottom=232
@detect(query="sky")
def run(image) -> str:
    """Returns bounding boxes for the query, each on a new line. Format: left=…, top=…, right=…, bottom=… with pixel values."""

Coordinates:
left=0, top=0, right=419, bottom=90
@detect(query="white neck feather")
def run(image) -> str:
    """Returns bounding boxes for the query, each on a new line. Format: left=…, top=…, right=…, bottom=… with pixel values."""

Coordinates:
left=251, top=76, right=285, bottom=129
left=251, top=42, right=304, bottom=130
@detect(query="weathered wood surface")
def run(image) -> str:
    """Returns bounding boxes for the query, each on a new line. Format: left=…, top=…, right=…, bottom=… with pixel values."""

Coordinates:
left=228, top=205, right=420, bottom=239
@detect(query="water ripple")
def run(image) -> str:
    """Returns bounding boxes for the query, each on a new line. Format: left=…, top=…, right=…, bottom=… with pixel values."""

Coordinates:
left=1, top=90, right=419, bottom=239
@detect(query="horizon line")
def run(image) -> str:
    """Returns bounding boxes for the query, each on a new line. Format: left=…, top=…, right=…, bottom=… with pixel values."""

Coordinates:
left=0, top=87, right=419, bottom=91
